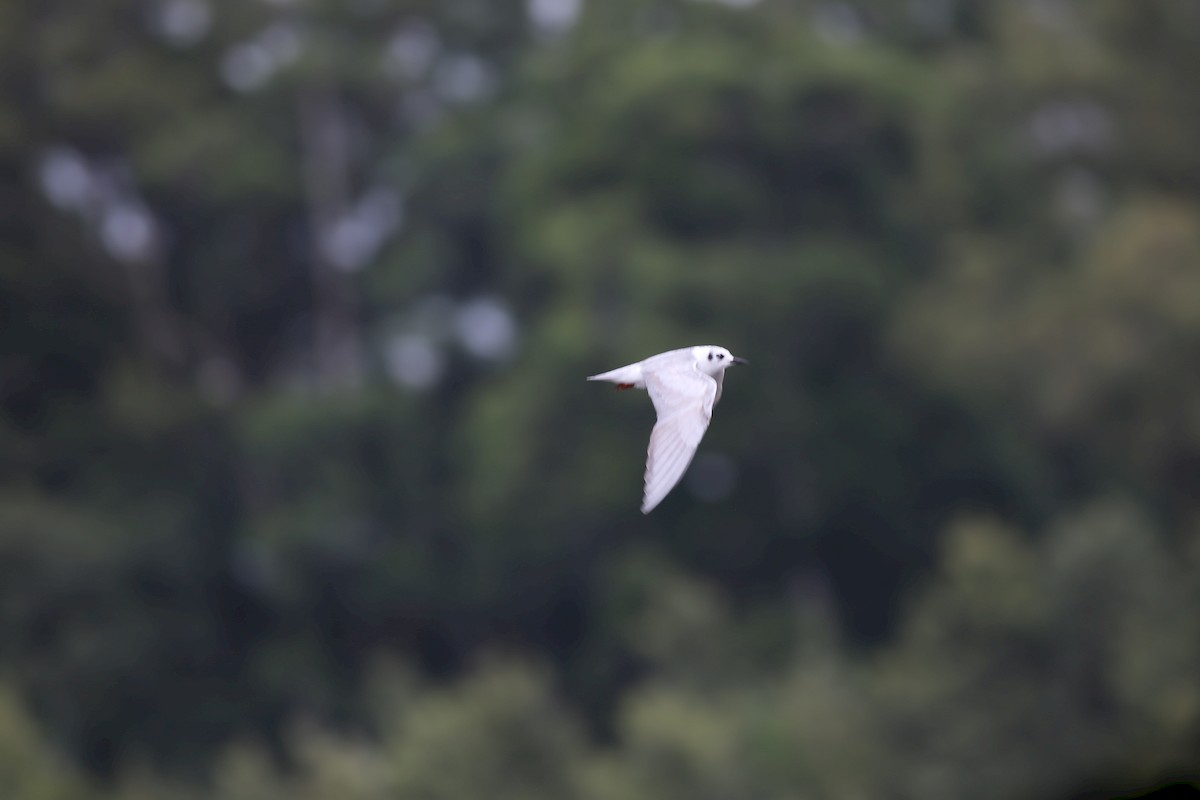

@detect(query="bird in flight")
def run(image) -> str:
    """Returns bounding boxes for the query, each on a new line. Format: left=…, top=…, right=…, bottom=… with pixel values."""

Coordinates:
left=588, top=345, right=748, bottom=513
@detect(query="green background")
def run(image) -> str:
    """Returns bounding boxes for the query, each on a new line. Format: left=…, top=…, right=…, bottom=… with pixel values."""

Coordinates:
left=2, top=0, right=1199, bottom=797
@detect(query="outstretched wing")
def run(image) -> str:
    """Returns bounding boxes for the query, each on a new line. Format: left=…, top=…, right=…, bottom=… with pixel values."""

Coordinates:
left=641, top=361, right=718, bottom=514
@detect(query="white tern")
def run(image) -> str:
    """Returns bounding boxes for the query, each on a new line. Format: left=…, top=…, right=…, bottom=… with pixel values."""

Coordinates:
left=587, top=345, right=748, bottom=513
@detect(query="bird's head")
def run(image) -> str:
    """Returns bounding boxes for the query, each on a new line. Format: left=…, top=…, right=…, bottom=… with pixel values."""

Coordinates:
left=693, top=345, right=749, bottom=376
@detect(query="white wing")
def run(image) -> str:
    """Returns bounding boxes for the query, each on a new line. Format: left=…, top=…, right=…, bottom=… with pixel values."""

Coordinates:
left=641, top=359, right=718, bottom=514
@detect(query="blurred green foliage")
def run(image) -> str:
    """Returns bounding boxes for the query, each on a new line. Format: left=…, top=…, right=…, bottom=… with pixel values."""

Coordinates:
left=2, top=0, right=1200, bottom=798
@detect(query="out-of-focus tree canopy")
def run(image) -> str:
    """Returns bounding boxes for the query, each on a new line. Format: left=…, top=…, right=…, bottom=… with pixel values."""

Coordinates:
left=2, top=0, right=1199, bottom=797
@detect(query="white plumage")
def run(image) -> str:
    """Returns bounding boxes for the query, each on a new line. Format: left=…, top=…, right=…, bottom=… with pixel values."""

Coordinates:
left=588, top=345, right=747, bottom=513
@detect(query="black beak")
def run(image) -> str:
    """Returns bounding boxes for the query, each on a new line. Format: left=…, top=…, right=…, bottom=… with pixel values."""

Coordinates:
left=730, top=356, right=749, bottom=366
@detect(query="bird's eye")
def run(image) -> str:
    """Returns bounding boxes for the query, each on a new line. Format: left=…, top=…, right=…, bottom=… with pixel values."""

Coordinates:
left=717, top=353, right=724, bottom=360
left=707, top=353, right=713, bottom=361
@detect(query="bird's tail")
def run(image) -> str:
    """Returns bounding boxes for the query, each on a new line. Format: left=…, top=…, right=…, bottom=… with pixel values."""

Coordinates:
left=587, top=364, right=642, bottom=385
